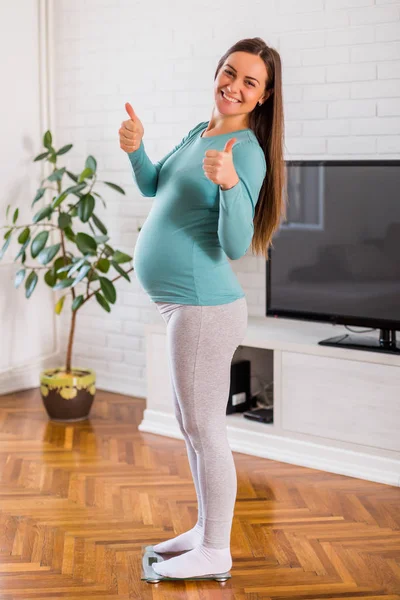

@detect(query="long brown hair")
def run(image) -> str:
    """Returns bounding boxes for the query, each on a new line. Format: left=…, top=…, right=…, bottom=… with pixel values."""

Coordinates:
left=214, top=38, right=287, bottom=259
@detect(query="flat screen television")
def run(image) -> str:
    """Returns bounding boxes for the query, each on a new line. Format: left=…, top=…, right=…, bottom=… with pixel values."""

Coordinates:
left=266, top=160, right=400, bottom=355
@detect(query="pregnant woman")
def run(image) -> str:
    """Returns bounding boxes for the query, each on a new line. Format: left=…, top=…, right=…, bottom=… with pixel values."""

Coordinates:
left=119, top=37, right=286, bottom=579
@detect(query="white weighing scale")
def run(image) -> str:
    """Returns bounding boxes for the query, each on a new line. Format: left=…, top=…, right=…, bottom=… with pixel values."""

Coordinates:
left=141, top=545, right=232, bottom=583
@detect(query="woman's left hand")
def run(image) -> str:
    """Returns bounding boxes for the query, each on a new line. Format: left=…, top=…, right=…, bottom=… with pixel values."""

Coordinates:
left=202, top=138, right=240, bottom=191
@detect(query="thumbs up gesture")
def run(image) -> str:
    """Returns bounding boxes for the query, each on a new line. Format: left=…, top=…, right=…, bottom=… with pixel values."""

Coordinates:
left=119, top=102, right=145, bottom=153
left=202, top=138, right=240, bottom=190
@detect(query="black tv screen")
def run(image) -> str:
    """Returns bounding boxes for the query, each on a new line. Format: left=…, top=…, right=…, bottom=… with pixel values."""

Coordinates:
left=266, top=160, right=400, bottom=332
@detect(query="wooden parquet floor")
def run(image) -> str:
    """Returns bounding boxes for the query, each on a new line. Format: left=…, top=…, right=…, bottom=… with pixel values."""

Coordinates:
left=0, top=387, right=399, bottom=599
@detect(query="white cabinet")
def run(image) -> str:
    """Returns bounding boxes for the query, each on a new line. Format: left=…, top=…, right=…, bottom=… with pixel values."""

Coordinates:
left=139, top=314, right=400, bottom=487
left=281, top=352, right=400, bottom=452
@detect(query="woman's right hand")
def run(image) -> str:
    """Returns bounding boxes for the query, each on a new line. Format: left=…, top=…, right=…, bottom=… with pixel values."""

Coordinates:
left=119, top=102, right=144, bottom=153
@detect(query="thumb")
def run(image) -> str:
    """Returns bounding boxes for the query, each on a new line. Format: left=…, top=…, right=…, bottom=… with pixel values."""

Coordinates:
left=223, top=137, right=237, bottom=154
left=125, top=102, right=136, bottom=121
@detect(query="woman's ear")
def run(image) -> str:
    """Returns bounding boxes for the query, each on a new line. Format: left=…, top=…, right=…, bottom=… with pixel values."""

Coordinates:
left=263, top=89, right=274, bottom=103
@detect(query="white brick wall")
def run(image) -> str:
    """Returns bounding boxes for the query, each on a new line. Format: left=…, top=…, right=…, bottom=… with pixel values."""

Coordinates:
left=52, top=0, right=400, bottom=397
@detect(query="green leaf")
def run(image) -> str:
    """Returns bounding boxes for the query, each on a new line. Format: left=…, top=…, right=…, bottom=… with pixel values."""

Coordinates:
left=71, top=264, right=91, bottom=286
left=63, top=226, right=76, bottom=242
left=55, top=295, right=66, bottom=315
left=86, top=156, right=97, bottom=172
left=96, top=258, right=110, bottom=273
left=87, top=268, right=99, bottom=282
left=102, top=181, right=125, bottom=195
left=84, top=266, right=95, bottom=281
left=33, top=205, right=53, bottom=224
left=111, top=259, right=131, bottom=282
left=67, top=182, right=87, bottom=195
left=6, top=204, right=10, bottom=219
left=25, top=271, right=38, bottom=298
left=43, top=131, right=52, bottom=149
left=33, top=151, right=50, bottom=162
left=53, top=277, right=75, bottom=290
left=14, top=238, right=30, bottom=262
left=103, top=244, right=114, bottom=257
left=66, top=170, right=79, bottom=183
left=91, top=213, right=107, bottom=234
left=77, top=194, right=95, bottom=223
left=12, top=208, right=19, bottom=224
left=37, top=243, right=61, bottom=265
left=58, top=212, right=72, bottom=230
left=99, top=277, right=116, bottom=304
left=0, top=236, right=11, bottom=260
left=31, top=231, right=49, bottom=258
left=17, top=227, right=30, bottom=244
left=48, top=167, right=66, bottom=182
left=94, top=234, right=109, bottom=245
left=95, top=291, right=110, bottom=313
left=31, top=187, right=46, bottom=208
left=88, top=220, right=96, bottom=237
left=72, top=294, right=84, bottom=311
left=92, top=192, right=107, bottom=209
left=56, top=264, right=73, bottom=274
left=14, top=268, right=26, bottom=288
left=65, top=257, right=86, bottom=275
left=75, top=232, right=97, bottom=255
left=56, top=144, right=73, bottom=156
left=44, top=268, right=57, bottom=287
left=51, top=190, right=69, bottom=209
left=112, top=250, right=132, bottom=264
left=4, top=228, right=12, bottom=240
left=53, top=257, right=72, bottom=280
left=78, top=167, right=94, bottom=183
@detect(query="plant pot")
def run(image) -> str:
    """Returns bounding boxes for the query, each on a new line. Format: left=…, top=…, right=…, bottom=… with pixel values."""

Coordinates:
left=40, top=367, right=96, bottom=422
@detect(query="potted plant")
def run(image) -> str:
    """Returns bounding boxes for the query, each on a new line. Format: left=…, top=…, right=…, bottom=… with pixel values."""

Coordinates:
left=0, top=130, right=134, bottom=421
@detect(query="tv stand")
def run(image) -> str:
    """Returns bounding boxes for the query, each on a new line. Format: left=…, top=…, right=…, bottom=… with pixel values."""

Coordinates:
left=140, top=314, right=400, bottom=487
left=319, top=328, right=400, bottom=355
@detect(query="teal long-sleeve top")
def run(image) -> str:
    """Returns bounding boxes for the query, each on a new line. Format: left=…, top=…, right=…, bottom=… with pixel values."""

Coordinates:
left=127, top=120, right=266, bottom=305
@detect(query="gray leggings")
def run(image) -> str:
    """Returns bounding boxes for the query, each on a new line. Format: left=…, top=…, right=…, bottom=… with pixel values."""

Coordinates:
left=155, top=296, right=248, bottom=549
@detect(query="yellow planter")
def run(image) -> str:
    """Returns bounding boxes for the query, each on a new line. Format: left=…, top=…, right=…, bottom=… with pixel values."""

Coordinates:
left=40, top=367, right=96, bottom=421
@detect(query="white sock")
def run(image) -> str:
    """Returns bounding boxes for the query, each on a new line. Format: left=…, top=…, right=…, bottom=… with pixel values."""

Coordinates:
left=153, top=522, right=203, bottom=554
left=152, top=544, right=232, bottom=578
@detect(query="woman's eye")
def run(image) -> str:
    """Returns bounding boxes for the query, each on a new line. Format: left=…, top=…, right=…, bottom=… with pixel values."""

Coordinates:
left=224, top=70, right=254, bottom=86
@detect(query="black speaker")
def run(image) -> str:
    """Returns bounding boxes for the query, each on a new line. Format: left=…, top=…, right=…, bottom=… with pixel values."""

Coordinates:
left=226, top=359, right=251, bottom=415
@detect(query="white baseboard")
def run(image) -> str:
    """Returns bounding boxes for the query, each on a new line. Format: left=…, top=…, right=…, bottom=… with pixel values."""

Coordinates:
left=95, top=374, right=147, bottom=399
left=0, top=355, right=146, bottom=401
left=139, top=409, right=400, bottom=488
left=0, top=355, right=61, bottom=395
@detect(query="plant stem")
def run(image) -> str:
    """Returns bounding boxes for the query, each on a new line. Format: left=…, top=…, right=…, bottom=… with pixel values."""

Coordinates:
left=0, top=223, right=58, bottom=230
left=66, top=305, right=76, bottom=373
left=54, top=174, right=77, bottom=374
left=64, top=267, right=133, bottom=373
left=21, top=265, right=49, bottom=271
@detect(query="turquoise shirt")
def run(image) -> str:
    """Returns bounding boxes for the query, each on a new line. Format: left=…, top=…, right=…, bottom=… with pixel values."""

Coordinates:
left=127, top=120, right=266, bottom=305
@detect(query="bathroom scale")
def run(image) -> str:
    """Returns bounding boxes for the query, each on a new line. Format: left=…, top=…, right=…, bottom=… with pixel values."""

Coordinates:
left=141, top=545, right=232, bottom=583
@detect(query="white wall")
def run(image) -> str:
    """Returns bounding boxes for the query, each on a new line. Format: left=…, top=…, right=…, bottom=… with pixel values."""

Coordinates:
left=49, top=0, right=400, bottom=397
left=0, top=1, right=60, bottom=393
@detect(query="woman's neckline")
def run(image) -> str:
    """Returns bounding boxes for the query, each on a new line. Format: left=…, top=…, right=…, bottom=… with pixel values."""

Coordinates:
left=200, top=123, right=252, bottom=139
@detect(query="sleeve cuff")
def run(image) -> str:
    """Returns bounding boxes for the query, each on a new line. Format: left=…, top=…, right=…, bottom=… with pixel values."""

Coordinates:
left=220, top=179, right=240, bottom=192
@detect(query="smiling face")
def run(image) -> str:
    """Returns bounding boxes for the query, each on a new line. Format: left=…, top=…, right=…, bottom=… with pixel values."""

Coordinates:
left=214, top=51, right=270, bottom=123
